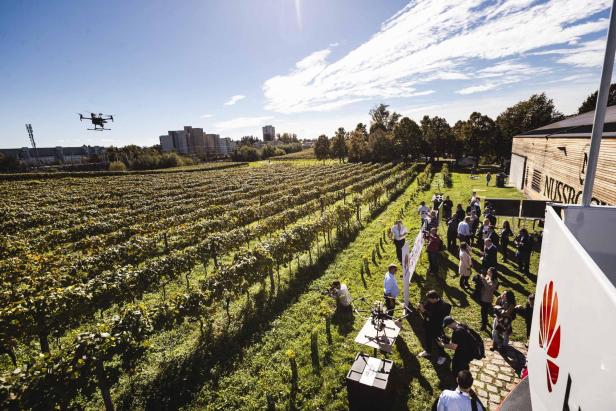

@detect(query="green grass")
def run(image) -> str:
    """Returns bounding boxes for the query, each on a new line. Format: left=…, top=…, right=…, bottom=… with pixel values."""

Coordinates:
left=184, top=170, right=539, bottom=410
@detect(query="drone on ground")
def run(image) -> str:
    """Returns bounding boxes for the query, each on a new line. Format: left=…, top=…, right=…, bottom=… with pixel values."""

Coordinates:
left=78, top=112, right=114, bottom=131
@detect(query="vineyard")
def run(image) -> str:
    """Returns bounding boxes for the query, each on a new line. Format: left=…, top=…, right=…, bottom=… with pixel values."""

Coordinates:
left=0, top=161, right=422, bottom=409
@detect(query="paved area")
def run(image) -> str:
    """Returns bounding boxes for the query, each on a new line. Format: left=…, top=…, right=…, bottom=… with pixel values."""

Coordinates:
left=469, top=340, right=527, bottom=411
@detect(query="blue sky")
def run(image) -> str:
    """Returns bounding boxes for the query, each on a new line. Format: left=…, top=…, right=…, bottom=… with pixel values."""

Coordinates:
left=0, top=0, right=612, bottom=148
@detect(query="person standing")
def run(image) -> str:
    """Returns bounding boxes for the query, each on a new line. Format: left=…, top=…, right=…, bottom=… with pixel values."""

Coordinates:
left=516, top=293, right=535, bottom=345
left=469, top=211, right=479, bottom=246
left=432, top=193, right=443, bottom=211
left=479, top=268, right=499, bottom=331
left=500, top=221, right=513, bottom=262
left=427, top=210, right=439, bottom=231
left=442, top=195, right=453, bottom=221
left=458, top=242, right=472, bottom=289
left=440, top=316, right=478, bottom=376
left=455, top=203, right=466, bottom=221
left=383, top=263, right=400, bottom=316
left=457, top=216, right=472, bottom=245
left=480, top=238, right=498, bottom=272
left=492, top=290, right=517, bottom=351
left=437, top=370, right=485, bottom=411
left=469, top=191, right=477, bottom=205
left=486, top=172, right=492, bottom=186
left=388, top=220, right=408, bottom=264
left=484, top=225, right=500, bottom=248
left=418, top=290, right=451, bottom=366
left=514, top=228, right=533, bottom=275
left=447, top=216, right=460, bottom=252
left=418, top=201, right=430, bottom=225
left=477, top=218, right=490, bottom=250
left=425, top=227, right=443, bottom=275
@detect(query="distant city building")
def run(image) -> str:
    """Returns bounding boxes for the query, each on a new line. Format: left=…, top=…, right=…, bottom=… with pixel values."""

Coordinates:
left=262, top=125, right=275, bottom=142
left=0, top=145, right=105, bottom=165
left=159, top=127, right=234, bottom=158
left=219, top=137, right=236, bottom=155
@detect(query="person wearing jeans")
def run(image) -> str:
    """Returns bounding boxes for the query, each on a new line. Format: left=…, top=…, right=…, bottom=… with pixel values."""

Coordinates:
left=388, top=220, right=408, bottom=264
left=425, top=227, right=442, bottom=275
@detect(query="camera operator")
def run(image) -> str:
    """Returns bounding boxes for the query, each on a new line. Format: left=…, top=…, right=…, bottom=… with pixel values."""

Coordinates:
left=383, top=263, right=400, bottom=316
left=327, top=280, right=352, bottom=314
left=418, top=290, right=451, bottom=366
left=439, top=316, right=477, bottom=376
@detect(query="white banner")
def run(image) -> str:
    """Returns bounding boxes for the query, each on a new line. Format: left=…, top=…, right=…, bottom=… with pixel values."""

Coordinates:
left=402, top=230, right=424, bottom=310
left=528, top=206, right=616, bottom=410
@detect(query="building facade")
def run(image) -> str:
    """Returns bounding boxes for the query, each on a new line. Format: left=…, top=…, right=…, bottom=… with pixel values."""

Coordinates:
left=262, top=125, right=275, bottom=142
left=509, top=107, right=616, bottom=205
left=159, top=127, right=234, bottom=158
left=0, top=146, right=105, bottom=165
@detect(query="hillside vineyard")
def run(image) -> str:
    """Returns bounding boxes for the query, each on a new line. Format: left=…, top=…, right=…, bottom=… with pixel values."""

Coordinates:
left=0, top=162, right=422, bottom=409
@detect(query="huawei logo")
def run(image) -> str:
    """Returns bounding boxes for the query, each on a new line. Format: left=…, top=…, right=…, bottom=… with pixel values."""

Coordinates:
left=539, top=281, right=561, bottom=392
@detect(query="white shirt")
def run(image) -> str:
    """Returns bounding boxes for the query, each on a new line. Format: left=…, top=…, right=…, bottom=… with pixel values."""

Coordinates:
left=457, top=221, right=471, bottom=236
left=390, top=223, right=408, bottom=241
left=418, top=205, right=430, bottom=219
left=437, top=388, right=484, bottom=411
left=335, top=284, right=352, bottom=307
left=383, top=271, right=399, bottom=298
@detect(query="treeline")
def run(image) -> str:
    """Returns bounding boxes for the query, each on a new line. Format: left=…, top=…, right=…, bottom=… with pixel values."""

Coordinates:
left=106, top=145, right=196, bottom=171
left=230, top=143, right=303, bottom=162
left=314, top=93, right=563, bottom=163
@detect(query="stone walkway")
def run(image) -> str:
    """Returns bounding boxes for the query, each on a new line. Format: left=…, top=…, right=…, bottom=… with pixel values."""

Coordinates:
left=469, top=340, right=527, bottom=411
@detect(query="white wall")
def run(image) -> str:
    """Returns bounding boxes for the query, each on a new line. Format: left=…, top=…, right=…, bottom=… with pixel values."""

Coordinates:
left=509, top=153, right=526, bottom=189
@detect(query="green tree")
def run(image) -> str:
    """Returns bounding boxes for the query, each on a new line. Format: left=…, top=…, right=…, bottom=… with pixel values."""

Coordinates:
left=459, top=112, right=499, bottom=160
left=355, top=123, right=368, bottom=138
left=314, top=134, right=330, bottom=161
left=578, top=83, right=616, bottom=114
left=346, top=130, right=369, bottom=162
left=451, top=120, right=467, bottom=159
left=369, top=104, right=400, bottom=133
left=393, top=117, right=424, bottom=161
left=330, top=127, right=348, bottom=162
left=496, top=93, right=562, bottom=159
left=367, top=129, right=395, bottom=162
left=420, top=115, right=453, bottom=159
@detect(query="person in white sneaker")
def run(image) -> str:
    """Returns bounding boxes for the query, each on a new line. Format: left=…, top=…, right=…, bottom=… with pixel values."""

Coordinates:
left=417, top=290, right=451, bottom=365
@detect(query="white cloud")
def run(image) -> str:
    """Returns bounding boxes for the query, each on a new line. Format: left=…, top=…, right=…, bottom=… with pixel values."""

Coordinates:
left=214, top=116, right=274, bottom=130
left=329, top=42, right=339, bottom=48
left=456, top=83, right=501, bottom=95
left=556, top=39, right=606, bottom=68
left=263, top=0, right=610, bottom=113
left=224, top=95, right=246, bottom=106
left=200, top=114, right=214, bottom=118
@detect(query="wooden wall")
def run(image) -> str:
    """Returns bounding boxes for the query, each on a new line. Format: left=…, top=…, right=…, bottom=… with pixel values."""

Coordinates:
left=511, top=136, right=616, bottom=205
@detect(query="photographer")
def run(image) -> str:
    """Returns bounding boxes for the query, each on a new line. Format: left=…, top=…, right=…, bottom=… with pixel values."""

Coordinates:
left=439, top=316, right=477, bottom=376
left=383, top=263, right=400, bottom=316
left=327, top=280, right=352, bottom=313
left=418, top=290, right=451, bottom=366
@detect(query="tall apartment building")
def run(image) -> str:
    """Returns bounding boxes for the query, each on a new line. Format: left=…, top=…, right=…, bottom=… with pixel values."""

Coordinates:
left=160, top=127, right=233, bottom=158
left=262, top=125, right=275, bottom=142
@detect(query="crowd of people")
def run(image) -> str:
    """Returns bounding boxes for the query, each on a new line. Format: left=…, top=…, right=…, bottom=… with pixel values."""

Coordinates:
left=380, top=183, right=537, bottom=410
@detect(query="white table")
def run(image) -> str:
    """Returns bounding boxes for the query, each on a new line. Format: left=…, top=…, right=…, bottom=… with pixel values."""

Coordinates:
left=354, top=318, right=402, bottom=353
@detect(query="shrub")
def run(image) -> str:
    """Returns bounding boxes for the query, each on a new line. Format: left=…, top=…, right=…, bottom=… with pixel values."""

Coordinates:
left=108, top=161, right=127, bottom=171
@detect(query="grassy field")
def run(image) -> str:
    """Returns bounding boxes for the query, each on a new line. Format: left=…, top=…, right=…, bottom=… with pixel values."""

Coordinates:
left=184, top=169, right=539, bottom=410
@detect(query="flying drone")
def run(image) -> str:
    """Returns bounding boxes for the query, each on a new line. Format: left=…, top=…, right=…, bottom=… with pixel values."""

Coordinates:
left=78, top=112, right=114, bottom=131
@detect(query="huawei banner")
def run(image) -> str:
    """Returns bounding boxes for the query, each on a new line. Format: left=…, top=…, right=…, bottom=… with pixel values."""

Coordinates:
left=528, top=206, right=616, bottom=410
left=402, top=230, right=424, bottom=310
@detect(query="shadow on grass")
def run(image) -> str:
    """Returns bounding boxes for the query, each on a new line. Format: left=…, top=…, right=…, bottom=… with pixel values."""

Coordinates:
left=390, top=337, right=433, bottom=410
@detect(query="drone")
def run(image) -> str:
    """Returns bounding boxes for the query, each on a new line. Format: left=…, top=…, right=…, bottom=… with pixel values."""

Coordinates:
left=78, top=112, right=114, bottom=131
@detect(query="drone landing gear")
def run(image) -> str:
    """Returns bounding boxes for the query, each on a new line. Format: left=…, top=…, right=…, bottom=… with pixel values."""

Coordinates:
left=87, top=128, right=111, bottom=131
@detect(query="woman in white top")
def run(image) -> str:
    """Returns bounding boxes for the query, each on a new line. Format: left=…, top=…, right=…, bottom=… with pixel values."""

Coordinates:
left=458, top=242, right=472, bottom=289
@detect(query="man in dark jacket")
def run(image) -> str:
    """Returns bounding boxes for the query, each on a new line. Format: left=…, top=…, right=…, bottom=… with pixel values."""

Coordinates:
left=442, top=195, right=453, bottom=221
left=418, top=290, right=451, bottom=366
left=446, top=216, right=459, bottom=252
left=440, top=316, right=478, bottom=376
left=481, top=238, right=498, bottom=272
left=514, top=228, right=533, bottom=275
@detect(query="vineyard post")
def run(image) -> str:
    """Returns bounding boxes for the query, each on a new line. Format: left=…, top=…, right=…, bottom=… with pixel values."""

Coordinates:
left=95, top=360, right=115, bottom=411
left=163, top=233, right=168, bottom=254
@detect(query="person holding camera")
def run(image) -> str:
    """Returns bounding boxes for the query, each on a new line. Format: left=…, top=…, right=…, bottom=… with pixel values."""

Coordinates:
left=516, top=293, right=535, bottom=346
left=388, top=220, right=408, bottom=264
left=418, top=290, right=451, bottom=366
left=478, top=267, right=499, bottom=331
left=491, top=290, right=516, bottom=351
left=383, top=263, right=400, bottom=316
left=440, top=316, right=477, bottom=376
left=437, top=370, right=485, bottom=411
left=327, top=280, right=352, bottom=313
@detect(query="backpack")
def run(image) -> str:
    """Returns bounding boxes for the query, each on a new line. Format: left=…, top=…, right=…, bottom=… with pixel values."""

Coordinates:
left=460, top=324, right=485, bottom=360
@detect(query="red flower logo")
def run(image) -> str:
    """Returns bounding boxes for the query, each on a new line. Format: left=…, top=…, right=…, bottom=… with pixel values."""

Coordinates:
left=539, top=281, right=561, bottom=392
